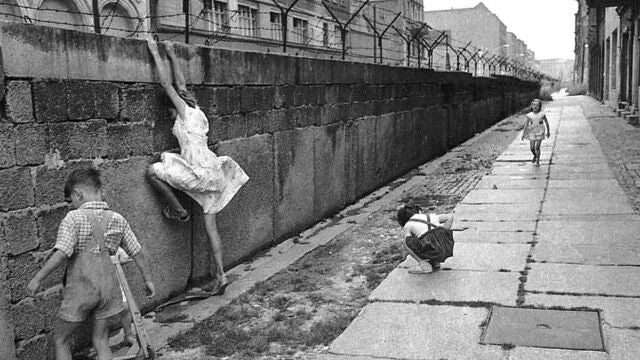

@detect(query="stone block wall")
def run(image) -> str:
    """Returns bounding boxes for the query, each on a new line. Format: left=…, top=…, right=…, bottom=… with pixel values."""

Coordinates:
left=0, top=22, right=539, bottom=359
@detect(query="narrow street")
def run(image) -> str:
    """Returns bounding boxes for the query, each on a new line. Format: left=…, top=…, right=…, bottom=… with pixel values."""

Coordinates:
left=327, top=95, right=640, bottom=359
left=142, top=95, right=640, bottom=359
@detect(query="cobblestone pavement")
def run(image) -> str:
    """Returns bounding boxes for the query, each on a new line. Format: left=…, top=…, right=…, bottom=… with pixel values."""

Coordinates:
left=581, top=96, right=640, bottom=213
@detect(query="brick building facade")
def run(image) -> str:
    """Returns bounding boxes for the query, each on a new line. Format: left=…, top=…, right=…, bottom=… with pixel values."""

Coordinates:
left=579, top=0, right=640, bottom=116
left=0, top=0, right=149, bottom=37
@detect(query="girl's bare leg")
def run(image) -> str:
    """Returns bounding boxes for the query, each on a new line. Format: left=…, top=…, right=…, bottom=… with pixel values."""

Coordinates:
left=529, top=141, right=536, bottom=162
left=203, top=213, right=226, bottom=284
left=534, top=140, right=542, bottom=165
left=121, top=309, right=135, bottom=345
left=147, top=165, right=188, bottom=217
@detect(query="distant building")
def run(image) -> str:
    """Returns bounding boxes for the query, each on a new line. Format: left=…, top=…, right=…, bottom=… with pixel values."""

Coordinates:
left=423, top=2, right=535, bottom=76
left=424, top=2, right=506, bottom=73
left=538, top=59, right=574, bottom=86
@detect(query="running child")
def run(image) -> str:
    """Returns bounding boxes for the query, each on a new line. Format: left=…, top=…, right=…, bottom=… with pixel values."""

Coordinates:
left=521, top=98, right=550, bottom=166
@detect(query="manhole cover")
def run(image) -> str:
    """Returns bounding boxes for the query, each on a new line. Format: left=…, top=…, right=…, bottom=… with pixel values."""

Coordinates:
left=481, top=306, right=604, bottom=351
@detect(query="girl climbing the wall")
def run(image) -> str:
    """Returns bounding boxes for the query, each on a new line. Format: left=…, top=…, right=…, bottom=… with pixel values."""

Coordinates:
left=146, top=40, right=249, bottom=295
left=521, top=98, right=550, bottom=166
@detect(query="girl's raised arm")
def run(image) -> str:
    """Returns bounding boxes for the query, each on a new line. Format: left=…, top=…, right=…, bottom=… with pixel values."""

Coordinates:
left=147, top=39, right=187, bottom=118
left=165, top=43, right=188, bottom=93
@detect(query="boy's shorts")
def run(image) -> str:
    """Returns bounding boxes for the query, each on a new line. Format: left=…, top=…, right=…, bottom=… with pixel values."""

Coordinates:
left=58, top=281, right=123, bottom=322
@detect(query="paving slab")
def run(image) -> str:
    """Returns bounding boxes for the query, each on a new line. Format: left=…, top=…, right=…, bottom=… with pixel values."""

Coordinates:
left=603, top=327, right=640, bottom=360
left=524, top=294, right=640, bottom=328
left=369, top=268, right=520, bottom=305
left=533, top=241, right=640, bottom=265
left=454, top=230, right=534, bottom=244
left=316, top=355, right=391, bottom=360
left=475, top=178, right=548, bottom=189
left=551, top=154, right=609, bottom=164
left=483, top=174, right=548, bottom=181
left=536, top=220, right=640, bottom=245
left=455, top=203, right=540, bottom=221
left=539, top=213, right=640, bottom=222
left=461, top=189, right=545, bottom=204
left=547, top=179, right=621, bottom=188
left=545, top=187, right=629, bottom=204
left=548, top=170, right=614, bottom=180
left=454, top=220, right=537, bottom=233
left=507, top=347, right=608, bottom=360
left=329, top=303, right=506, bottom=360
left=400, top=243, right=529, bottom=271
left=495, top=153, right=551, bottom=163
left=541, top=198, right=634, bottom=215
left=526, top=263, right=640, bottom=297
left=550, top=163, right=614, bottom=174
left=482, top=306, right=604, bottom=351
left=491, top=164, right=550, bottom=176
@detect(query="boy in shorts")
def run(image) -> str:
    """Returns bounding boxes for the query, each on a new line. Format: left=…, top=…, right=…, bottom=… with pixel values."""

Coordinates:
left=27, top=168, right=155, bottom=360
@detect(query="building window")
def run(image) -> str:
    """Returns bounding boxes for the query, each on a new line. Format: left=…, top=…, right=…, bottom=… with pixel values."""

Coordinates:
left=322, top=22, right=329, bottom=47
left=332, top=24, right=341, bottom=49
left=238, top=5, right=258, bottom=37
left=611, top=30, right=617, bottom=90
left=270, top=11, right=282, bottom=40
left=213, top=1, right=230, bottom=32
left=291, top=17, right=308, bottom=44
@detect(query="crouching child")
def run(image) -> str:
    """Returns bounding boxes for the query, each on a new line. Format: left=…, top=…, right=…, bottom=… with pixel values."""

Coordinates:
left=396, top=204, right=455, bottom=274
left=27, top=168, right=155, bottom=360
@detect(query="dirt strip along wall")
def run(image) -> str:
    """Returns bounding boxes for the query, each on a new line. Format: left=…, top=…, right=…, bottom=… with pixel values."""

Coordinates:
left=0, top=22, right=539, bottom=359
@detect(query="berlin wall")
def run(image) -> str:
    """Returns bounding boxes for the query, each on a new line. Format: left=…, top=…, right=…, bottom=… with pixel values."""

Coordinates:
left=0, top=22, right=539, bottom=359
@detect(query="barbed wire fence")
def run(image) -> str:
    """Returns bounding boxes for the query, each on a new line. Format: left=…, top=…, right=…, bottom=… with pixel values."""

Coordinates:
left=0, top=1, right=551, bottom=81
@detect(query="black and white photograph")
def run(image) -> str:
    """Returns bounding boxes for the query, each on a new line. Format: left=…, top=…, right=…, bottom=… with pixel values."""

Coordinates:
left=0, top=0, right=637, bottom=359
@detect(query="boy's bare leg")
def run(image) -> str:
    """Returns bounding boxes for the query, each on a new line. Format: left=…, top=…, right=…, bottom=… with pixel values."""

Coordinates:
left=121, top=309, right=135, bottom=345
left=204, top=214, right=225, bottom=280
left=92, top=318, right=112, bottom=360
left=54, top=319, right=82, bottom=360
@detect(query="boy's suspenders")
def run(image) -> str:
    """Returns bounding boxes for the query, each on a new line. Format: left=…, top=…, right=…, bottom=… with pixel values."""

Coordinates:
left=89, top=211, right=112, bottom=253
left=407, top=217, right=441, bottom=230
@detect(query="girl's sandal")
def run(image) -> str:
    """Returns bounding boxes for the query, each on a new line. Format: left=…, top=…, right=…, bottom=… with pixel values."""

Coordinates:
left=201, top=275, right=229, bottom=296
left=163, top=205, right=190, bottom=222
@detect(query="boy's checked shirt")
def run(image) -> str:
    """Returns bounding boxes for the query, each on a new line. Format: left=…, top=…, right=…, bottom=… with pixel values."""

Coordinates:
left=54, top=201, right=142, bottom=258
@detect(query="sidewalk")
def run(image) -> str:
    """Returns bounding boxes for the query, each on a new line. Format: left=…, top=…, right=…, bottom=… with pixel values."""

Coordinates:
left=326, top=96, right=640, bottom=360
left=129, top=96, right=640, bottom=360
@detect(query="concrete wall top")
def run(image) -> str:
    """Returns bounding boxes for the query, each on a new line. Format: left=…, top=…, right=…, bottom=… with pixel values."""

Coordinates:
left=0, top=22, right=536, bottom=88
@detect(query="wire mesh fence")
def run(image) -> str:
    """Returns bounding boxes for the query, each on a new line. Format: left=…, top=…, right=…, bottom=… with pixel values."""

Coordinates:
left=0, top=0, right=551, bottom=81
